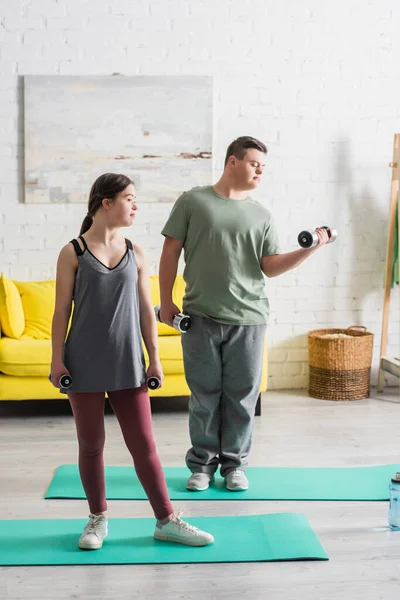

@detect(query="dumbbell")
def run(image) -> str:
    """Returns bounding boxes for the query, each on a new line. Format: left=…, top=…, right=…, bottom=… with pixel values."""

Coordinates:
left=154, top=304, right=191, bottom=333
left=48, top=373, right=73, bottom=389
left=147, top=376, right=161, bottom=390
left=298, top=226, right=337, bottom=249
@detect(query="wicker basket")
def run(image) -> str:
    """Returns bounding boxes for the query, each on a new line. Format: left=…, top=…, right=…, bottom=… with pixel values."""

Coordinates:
left=308, top=326, right=374, bottom=400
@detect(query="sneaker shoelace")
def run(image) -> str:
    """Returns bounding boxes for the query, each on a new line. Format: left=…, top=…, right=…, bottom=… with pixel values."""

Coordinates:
left=172, top=510, right=200, bottom=534
left=230, top=469, right=244, bottom=479
left=85, top=515, right=105, bottom=538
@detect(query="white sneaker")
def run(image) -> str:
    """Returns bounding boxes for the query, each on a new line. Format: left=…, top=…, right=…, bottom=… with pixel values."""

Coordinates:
left=225, top=469, right=249, bottom=491
left=78, top=514, right=108, bottom=550
left=154, top=511, right=214, bottom=546
left=186, top=472, right=214, bottom=491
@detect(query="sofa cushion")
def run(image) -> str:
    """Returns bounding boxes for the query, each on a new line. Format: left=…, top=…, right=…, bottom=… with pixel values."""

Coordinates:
left=0, top=335, right=184, bottom=377
left=13, top=280, right=55, bottom=340
left=0, top=337, right=52, bottom=376
left=143, top=335, right=184, bottom=375
left=0, top=274, right=25, bottom=339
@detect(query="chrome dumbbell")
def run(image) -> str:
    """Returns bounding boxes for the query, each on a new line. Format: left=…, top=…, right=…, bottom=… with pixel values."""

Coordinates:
left=298, top=226, right=337, bottom=249
left=154, top=304, right=191, bottom=333
left=147, top=376, right=161, bottom=390
left=48, top=373, right=73, bottom=389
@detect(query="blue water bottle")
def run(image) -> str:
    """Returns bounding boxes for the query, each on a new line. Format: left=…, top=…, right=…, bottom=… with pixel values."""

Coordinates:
left=388, top=472, right=400, bottom=531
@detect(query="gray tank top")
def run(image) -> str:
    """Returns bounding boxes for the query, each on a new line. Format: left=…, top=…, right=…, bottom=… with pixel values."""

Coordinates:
left=63, top=236, right=146, bottom=393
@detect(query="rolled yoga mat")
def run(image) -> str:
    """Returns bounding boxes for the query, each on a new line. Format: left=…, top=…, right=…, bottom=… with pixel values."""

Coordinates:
left=0, top=513, right=328, bottom=565
left=45, top=464, right=400, bottom=501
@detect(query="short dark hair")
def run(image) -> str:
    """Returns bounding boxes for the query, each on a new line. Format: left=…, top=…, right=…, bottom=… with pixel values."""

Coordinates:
left=224, top=136, right=267, bottom=166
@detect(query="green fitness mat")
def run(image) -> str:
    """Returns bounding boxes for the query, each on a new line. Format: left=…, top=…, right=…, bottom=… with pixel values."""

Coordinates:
left=45, top=464, right=400, bottom=501
left=0, top=513, right=328, bottom=565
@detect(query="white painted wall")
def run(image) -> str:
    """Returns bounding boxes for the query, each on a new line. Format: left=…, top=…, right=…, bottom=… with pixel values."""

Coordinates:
left=1, top=0, right=399, bottom=388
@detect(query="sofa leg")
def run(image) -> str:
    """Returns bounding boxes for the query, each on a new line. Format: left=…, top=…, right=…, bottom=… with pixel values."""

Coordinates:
left=255, top=393, right=261, bottom=416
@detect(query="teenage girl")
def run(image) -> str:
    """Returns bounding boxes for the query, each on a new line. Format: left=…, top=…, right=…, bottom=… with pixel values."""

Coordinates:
left=50, top=173, right=214, bottom=550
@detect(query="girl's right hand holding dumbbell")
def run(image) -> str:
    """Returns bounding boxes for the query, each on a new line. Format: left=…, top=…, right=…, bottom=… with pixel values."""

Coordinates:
left=50, top=361, right=71, bottom=388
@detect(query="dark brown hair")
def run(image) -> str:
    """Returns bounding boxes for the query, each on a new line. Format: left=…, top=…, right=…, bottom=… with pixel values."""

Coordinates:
left=224, top=136, right=267, bottom=166
left=79, top=173, right=134, bottom=235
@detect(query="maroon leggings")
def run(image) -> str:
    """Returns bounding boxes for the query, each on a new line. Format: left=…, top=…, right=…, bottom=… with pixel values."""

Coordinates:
left=68, top=385, right=173, bottom=520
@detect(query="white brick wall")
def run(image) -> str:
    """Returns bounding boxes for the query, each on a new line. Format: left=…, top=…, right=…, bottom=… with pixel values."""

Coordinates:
left=0, top=0, right=399, bottom=389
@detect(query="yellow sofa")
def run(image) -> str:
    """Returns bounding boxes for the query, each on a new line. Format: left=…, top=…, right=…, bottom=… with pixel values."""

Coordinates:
left=0, top=274, right=268, bottom=413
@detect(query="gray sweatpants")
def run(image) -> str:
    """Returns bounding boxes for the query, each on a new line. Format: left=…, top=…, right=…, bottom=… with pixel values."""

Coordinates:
left=181, top=314, right=266, bottom=477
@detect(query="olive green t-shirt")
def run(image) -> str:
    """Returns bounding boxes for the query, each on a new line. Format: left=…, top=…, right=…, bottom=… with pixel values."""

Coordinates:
left=161, top=185, right=280, bottom=325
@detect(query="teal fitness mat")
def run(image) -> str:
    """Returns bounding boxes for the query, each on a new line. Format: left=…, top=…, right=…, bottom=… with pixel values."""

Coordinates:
left=0, top=513, right=328, bottom=565
left=45, top=464, right=400, bottom=501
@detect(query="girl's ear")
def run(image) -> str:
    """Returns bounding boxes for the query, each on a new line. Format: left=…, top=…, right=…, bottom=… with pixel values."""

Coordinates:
left=101, top=198, right=112, bottom=210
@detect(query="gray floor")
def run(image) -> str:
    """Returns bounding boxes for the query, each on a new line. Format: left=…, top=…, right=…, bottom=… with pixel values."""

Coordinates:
left=0, top=388, right=399, bottom=600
